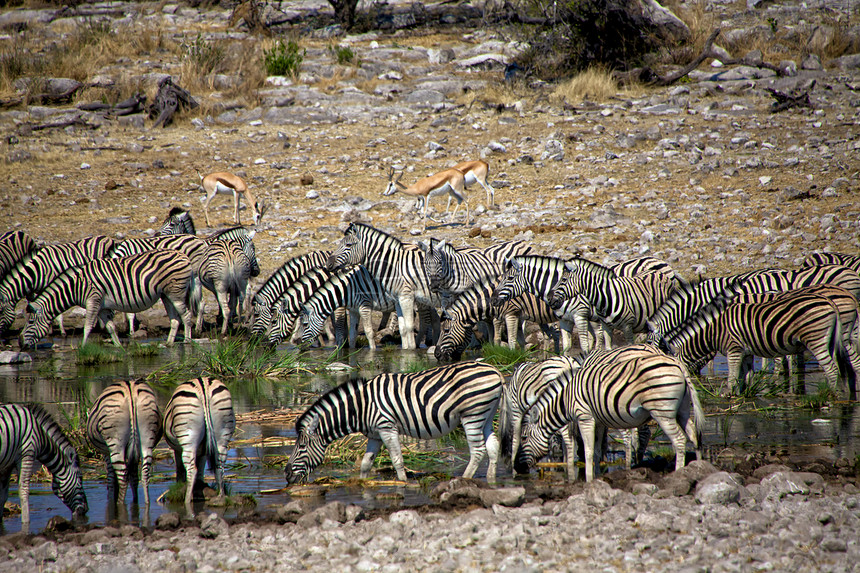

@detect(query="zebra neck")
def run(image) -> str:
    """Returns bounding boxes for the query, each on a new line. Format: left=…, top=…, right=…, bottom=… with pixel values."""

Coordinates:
left=33, top=273, right=87, bottom=319
left=0, top=259, right=37, bottom=301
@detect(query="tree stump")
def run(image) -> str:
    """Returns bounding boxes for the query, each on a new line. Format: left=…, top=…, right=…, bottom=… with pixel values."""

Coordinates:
left=148, top=77, right=198, bottom=128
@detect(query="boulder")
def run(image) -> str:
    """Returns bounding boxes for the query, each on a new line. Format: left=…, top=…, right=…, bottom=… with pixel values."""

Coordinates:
left=695, top=472, right=746, bottom=504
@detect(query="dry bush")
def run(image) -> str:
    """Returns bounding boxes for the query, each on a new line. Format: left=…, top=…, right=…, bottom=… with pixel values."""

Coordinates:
left=458, top=83, right=523, bottom=109
left=551, top=67, right=618, bottom=105
left=223, top=41, right=267, bottom=107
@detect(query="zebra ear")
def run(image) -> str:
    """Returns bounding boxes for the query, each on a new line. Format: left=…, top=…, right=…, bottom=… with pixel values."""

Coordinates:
left=438, top=239, right=447, bottom=250
left=26, top=303, right=35, bottom=314
left=564, top=261, right=575, bottom=272
left=247, top=230, right=256, bottom=240
left=417, top=240, right=429, bottom=254
left=304, top=413, right=320, bottom=436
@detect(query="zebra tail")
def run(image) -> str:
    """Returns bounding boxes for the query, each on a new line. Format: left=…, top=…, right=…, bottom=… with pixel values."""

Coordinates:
left=128, top=391, right=141, bottom=467
left=831, top=314, right=855, bottom=394
left=202, top=390, right=220, bottom=479
left=497, top=382, right=514, bottom=463
left=188, top=272, right=202, bottom=318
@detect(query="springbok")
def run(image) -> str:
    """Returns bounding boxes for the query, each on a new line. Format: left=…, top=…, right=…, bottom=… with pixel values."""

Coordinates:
left=383, top=167, right=469, bottom=232
left=452, top=160, right=495, bottom=208
left=197, top=170, right=261, bottom=228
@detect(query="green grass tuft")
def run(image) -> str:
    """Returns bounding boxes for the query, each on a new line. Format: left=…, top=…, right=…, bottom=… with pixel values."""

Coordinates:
left=264, top=39, right=304, bottom=78
left=799, top=382, right=839, bottom=410
left=480, top=344, right=535, bottom=373
left=76, top=342, right=123, bottom=366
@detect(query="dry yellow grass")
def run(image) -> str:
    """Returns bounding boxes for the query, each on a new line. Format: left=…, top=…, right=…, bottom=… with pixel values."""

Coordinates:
left=552, top=67, right=618, bottom=104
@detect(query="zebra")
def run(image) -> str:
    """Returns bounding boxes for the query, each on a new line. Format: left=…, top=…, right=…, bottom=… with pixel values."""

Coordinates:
left=547, top=257, right=677, bottom=353
left=157, top=207, right=197, bottom=236
left=163, top=377, right=235, bottom=507
left=515, top=344, right=704, bottom=482
left=0, top=230, right=38, bottom=278
left=802, top=252, right=860, bottom=274
left=420, top=238, right=531, bottom=299
left=497, top=356, right=583, bottom=475
left=0, top=403, right=88, bottom=527
left=299, top=265, right=394, bottom=350
left=327, top=223, right=441, bottom=350
left=284, top=361, right=503, bottom=484
left=267, top=266, right=338, bottom=345
left=251, top=250, right=330, bottom=336
left=196, top=240, right=253, bottom=334
left=86, top=380, right=163, bottom=509
left=658, top=286, right=856, bottom=397
left=435, top=281, right=559, bottom=362
left=0, top=235, right=116, bottom=335
left=490, top=255, right=579, bottom=352
left=19, top=250, right=194, bottom=348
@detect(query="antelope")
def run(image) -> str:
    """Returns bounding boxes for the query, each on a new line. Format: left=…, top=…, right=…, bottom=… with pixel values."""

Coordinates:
left=452, top=160, right=495, bottom=208
left=384, top=167, right=469, bottom=232
left=197, top=170, right=261, bottom=228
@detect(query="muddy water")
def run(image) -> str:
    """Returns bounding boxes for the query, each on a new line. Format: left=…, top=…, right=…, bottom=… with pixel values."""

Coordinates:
left=1, top=339, right=859, bottom=535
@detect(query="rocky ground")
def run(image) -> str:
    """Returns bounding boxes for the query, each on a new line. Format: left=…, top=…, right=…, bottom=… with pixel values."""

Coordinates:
left=1, top=0, right=860, bottom=569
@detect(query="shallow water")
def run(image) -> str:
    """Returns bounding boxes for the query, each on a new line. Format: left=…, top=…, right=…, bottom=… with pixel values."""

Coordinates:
left=1, top=336, right=859, bottom=535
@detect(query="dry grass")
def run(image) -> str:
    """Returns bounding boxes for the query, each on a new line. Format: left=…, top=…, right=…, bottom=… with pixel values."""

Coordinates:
left=551, top=67, right=618, bottom=105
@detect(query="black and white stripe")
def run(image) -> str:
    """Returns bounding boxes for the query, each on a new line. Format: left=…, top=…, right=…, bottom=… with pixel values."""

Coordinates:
left=157, top=207, right=197, bottom=236
left=802, top=252, right=860, bottom=274
left=196, top=240, right=253, bottom=334
left=284, top=361, right=503, bottom=484
left=0, top=235, right=115, bottom=334
left=267, top=267, right=337, bottom=345
left=0, top=230, right=38, bottom=278
left=435, top=281, right=558, bottom=362
left=515, top=344, right=704, bottom=482
left=87, top=380, right=163, bottom=507
left=163, top=377, right=235, bottom=506
left=0, top=403, right=88, bottom=526
left=327, top=223, right=440, bottom=350
left=548, top=257, right=677, bottom=353
left=251, top=250, right=330, bottom=336
left=19, top=249, right=194, bottom=348
left=659, top=285, right=856, bottom=396
left=299, top=265, right=393, bottom=350
left=421, top=238, right=531, bottom=298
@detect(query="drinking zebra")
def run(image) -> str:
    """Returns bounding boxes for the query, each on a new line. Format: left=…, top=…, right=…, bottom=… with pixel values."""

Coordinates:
left=547, top=257, right=677, bottom=353
left=251, top=250, right=330, bottom=336
left=87, top=380, right=163, bottom=508
left=19, top=249, right=195, bottom=348
left=515, top=344, right=704, bottom=482
left=0, top=235, right=116, bottom=335
left=658, top=286, right=856, bottom=397
left=498, top=356, right=582, bottom=475
left=299, top=265, right=394, bottom=350
left=327, top=223, right=441, bottom=350
left=420, top=238, right=531, bottom=299
left=163, top=377, right=235, bottom=506
left=266, top=267, right=338, bottom=345
left=0, top=230, right=38, bottom=278
left=196, top=240, right=253, bottom=334
left=0, top=403, right=88, bottom=527
left=434, top=281, right=559, bottom=362
left=284, top=361, right=503, bottom=484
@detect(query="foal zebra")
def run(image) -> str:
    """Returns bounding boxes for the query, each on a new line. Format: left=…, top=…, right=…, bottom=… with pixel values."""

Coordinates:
left=87, top=380, right=163, bottom=507
left=515, top=345, right=704, bottom=482
left=548, top=258, right=677, bottom=353
left=327, top=223, right=441, bottom=350
left=19, top=250, right=194, bottom=348
left=659, top=286, right=856, bottom=397
left=251, top=250, right=330, bottom=336
left=435, top=281, right=558, bottom=362
left=0, top=403, right=88, bottom=527
left=164, top=377, right=235, bottom=507
left=299, top=265, right=393, bottom=350
left=284, top=361, right=503, bottom=484
left=0, top=235, right=115, bottom=334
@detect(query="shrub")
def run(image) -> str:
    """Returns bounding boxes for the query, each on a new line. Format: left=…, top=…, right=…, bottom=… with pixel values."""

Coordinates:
left=264, top=39, right=304, bottom=78
left=329, top=43, right=357, bottom=66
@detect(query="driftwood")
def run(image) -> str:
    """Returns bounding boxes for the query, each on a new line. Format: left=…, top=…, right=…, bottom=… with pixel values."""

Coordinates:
left=16, top=113, right=98, bottom=135
left=765, top=80, right=816, bottom=112
left=651, top=28, right=720, bottom=86
left=0, top=84, right=83, bottom=109
left=147, top=77, right=198, bottom=129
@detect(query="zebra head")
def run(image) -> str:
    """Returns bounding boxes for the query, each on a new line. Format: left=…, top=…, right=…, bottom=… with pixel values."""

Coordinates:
left=490, top=258, right=524, bottom=307
left=423, top=238, right=448, bottom=291
left=434, top=310, right=473, bottom=362
left=514, top=420, right=552, bottom=475
left=158, top=207, right=196, bottom=236
left=547, top=263, right=576, bottom=310
left=285, top=415, right=327, bottom=485
left=19, top=303, right=52, bottom=350
left=298, top=306, right=323, bottom=348
left=268, top=301, right=299, bottom=345
left=327, top=227, right=364, bottom=271
left=52, top=445, right=89, bottom=519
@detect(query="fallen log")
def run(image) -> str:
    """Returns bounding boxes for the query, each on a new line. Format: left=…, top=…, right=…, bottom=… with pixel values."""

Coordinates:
left=147, top=77, right=198, bottom=128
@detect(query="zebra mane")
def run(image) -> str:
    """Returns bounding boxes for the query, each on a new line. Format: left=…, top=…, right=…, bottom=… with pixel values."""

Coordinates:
left=659, top=290, right=736, bottom=349
left=507, top=254, right=565, bottom=270
left=346, top=222, right=403, bottom=250
left=296, top=377, right=369, bottom=437
left=207, top=225, right=251, bottom=242
left=565, top=256, right=616, bottom=277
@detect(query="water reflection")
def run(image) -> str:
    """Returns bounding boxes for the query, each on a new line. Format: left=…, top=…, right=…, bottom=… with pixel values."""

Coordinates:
left=1, top=339, right=859, bottom=535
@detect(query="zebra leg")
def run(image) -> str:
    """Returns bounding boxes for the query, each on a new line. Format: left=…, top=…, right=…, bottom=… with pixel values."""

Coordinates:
left=18, top=452, right=35, bottom=526
left=650, top=413, right=690, bottom=472
left=636, top=425, right=652, bottom=466
left=128, top=456, right=140, bottom=505
left=561, top=423, right=578, bottom=482
left=461, top=417, right=490, bottom=481
left=492, top=317, right=503, bottom=346
left=161, top=294, right=187, bottom=346
left=56, top=313, right=66, bottom=337
left=377, top=427, right=407, bottom=481
left=573, top=314, right=593, bottom=354
left=484, top=416, right=499, bottom=484
left=725, top=350, right=746, bottom=397
left=83, top=299, right=103, bottom=346
left=576, top=415, right=598, bottom=482
left=108, top=452, right=127, bottom=505
left=511, top=414, right=524, bottom=472
left=347, top=308, right=360, bottom=348
left=142, top=445, right=154, bottom=507
left=360, top=438, right=383, bottom=478
left=559, top=319, right=574, bottom=354
left=359, top=305, right=376, bottom=350
left=397, top=296, right=416, bottom=350
left=101, top=310, right=122, bottom=347
left=216, top=286, right=231, bottom=335
left=0, top=471, right=10, bottom=524
left=505, top=313, right=518, bottom=349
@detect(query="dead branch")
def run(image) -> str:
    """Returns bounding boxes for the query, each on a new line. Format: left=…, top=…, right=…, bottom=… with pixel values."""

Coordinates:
left=765, top=80, right=816, bottom=113
left=651, top=28, right=720, bottom=86
left=147, top=77, right=198, bottom=129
